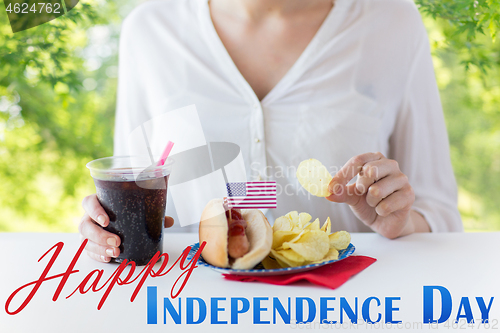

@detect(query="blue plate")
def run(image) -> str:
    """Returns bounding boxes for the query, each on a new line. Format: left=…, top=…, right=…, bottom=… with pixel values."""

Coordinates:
left=187, top=242, right=355, bottom=276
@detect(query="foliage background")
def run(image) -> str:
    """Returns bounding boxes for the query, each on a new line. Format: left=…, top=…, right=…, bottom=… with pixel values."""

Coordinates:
left=0, top=0, right=499, bottom=232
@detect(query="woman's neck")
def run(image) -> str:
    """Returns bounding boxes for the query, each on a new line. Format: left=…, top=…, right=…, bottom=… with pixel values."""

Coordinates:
left=209, top=0, right=334, bottom=22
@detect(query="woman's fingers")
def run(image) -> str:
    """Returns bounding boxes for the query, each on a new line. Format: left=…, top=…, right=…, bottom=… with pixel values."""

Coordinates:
left=81, top=192, right=175, bottom=262
left=80, top=209, right=175, bottom=263
left=327, top=152, right=385, bottom=205
left=329, top=152, right=384, bottom=188
left=365, top=172, right=409, bottom=208
left=326, top=183, right=361, bottom=206
left=374, top=184, right=414, bottom=217
left=80, top=194, right=118, bottom=262
left=80, top=235, right=111, bottom=262
left=82, top=194, right=109, bottom=227
left=164, top=216, right=175, bottom=228
left=326, top=152, right=416, bottom=239
left=79, top=213, right=121, bottom=247
left=355, top=158, right=400, bottom=195
left=79, top=213, right=120, bottom=255
left=86, top=250, right=111, bottom=263
left=84, top=238, right=119, bottom=259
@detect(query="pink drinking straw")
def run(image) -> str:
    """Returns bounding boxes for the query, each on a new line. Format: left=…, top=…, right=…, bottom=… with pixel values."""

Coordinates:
left=156, top=141, right=174, bottom=166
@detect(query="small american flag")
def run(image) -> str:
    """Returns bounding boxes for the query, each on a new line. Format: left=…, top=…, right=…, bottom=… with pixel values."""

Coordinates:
left=225, top=182, right=277, bottom=209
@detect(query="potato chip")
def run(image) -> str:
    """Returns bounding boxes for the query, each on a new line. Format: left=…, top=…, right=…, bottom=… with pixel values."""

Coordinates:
left=279, top=249, right=307, bottom=263
left=282, top=230, right=329, bottom=261
left=262, top=255, right=282, bottom=269
left=273, top=216, right=293, bottom=233
left=296, top=159, right=333, bottom=197
left=271, top=249, right=304, bottom=267
left=329, top=231, right=351, bottom=250
left=279, top=230, right=306, bottom=250
left=312, top=247, right=339, bottom=264
left=272, top=230, right=301, bottom=249
left=298, top=212, right=312, bottom=228
left=286, top=211, right=299, bottom=225
left=263, top=211, right=352, bottom=269
left=321, top=217, right=331, bottom=234
left=324, top=247, right=339, bottom=261
left=304, top=218, right=320, bottom=230
left=274, top=257, right=290, bottom=268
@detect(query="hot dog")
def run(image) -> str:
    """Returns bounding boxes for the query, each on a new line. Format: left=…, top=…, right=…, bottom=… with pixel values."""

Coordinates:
left=226, top=208, right=250, bottom=259
left=199, top=198, right=272, bottom=269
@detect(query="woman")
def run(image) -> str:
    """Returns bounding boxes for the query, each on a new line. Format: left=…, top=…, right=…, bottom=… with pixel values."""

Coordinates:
left=80, top=0, right=462, bottom=262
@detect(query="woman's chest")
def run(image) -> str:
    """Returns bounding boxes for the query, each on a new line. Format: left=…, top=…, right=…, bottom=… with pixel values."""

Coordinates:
left=209, top=5, right=333, bottom=101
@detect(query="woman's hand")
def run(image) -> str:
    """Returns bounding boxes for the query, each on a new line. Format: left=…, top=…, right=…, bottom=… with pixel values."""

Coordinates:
left=79, top=194, right=175, bottom=262
left=326, top=152, right=429, bottom=239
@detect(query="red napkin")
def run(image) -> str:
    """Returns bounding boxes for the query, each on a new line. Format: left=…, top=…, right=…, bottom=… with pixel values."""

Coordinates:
left=223, top=256, right=376, bottom=289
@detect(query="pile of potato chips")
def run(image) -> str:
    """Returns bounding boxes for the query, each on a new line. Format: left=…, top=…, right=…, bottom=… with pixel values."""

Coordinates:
left=262, top=211, right=351, bottom=269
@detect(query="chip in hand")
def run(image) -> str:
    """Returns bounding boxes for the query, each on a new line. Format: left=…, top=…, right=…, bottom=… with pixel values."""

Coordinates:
left=296, top=159, right=333, bottom=197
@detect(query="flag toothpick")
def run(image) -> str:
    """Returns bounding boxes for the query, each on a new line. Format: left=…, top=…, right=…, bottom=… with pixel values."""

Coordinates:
left=225, top=181, right=277, bottom=209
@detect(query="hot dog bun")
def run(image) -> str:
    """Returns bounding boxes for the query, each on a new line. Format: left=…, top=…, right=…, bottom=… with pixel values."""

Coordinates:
left=199, top=198, right=272, bottom=269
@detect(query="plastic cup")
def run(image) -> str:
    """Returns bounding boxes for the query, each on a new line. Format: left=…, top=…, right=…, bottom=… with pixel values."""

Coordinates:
left=86, top=156, right=173, bottom=265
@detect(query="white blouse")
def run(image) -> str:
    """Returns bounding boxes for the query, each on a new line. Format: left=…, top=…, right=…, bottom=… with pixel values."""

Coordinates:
left=114, top=0, right=463, bottom=232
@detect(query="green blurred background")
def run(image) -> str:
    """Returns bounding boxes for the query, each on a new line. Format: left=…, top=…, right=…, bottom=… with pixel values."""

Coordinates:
left=0, top=0, right=499, bottom=232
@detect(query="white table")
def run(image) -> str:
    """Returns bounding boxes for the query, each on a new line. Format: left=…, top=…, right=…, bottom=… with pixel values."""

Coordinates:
left=0, top=232, right=499, bottom=332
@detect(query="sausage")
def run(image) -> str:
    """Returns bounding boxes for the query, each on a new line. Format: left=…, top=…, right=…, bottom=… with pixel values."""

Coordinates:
left=199, top=199, right=272, bottom=269
left=226, top=208, right=250, bottom=259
